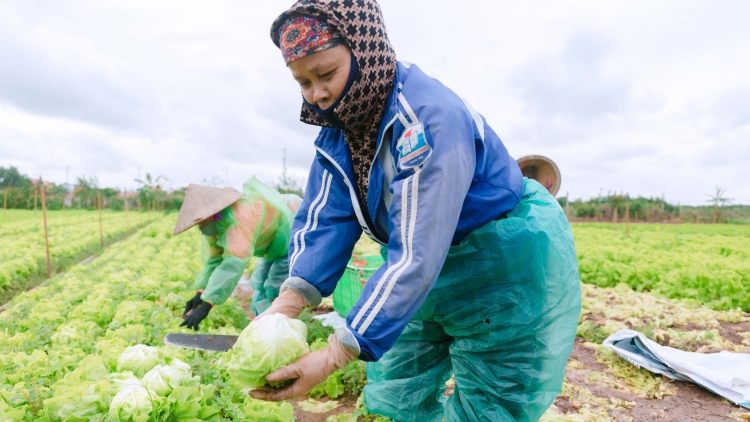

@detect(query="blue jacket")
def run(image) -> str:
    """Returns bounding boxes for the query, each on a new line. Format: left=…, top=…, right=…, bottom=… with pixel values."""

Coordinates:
left=282, top=62, right=524, bottom=361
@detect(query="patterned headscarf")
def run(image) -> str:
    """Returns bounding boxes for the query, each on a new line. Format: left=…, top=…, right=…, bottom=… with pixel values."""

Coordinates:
left=279, top=15, right=345, bottom=65
left=271, top=0, right=397, bottom=210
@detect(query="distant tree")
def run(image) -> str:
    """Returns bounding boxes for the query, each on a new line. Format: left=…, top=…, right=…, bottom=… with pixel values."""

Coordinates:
left=274, top=175, right=304, bottom=197
left=0, top=166, right=30, bottom=189
left=100, top=188, right=119, bottom=208
left=706, top=187, right=732, bottom=224
left=274, top=151, right=305, bottom=197
left=135, top=173, right=168, bottom=211
left=608, top=192, right=628, bottom=224
left=75, top=176, right=98, bottom=208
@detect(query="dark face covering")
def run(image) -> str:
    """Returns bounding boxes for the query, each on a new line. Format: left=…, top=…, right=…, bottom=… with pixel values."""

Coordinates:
left=199, top=221, right=219, bottom=237
left=302, top=54, right=360, bottom=128
left=271, top=0, right=397, bottom=206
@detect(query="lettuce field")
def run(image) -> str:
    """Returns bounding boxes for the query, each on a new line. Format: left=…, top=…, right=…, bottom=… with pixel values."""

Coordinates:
left=0, top=217, right=370, bottom=421
left=0, top=210, right=160, bottom=304
left=0, top=215, right=749, bottom=421
left=574, top=223, right=750, bottom=311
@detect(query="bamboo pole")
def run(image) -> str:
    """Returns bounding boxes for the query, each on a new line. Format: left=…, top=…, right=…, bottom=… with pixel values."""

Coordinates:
left=33, top=184, right=38, bottom=212
left=137, top=196, right=142, bottom=225
left=625, top=202, right=630, bottom=237
left=98, top=191, right=104, bottom=249
left=612, top=206, right=618, bottom=229
left=40, top=181, right=51, bottom=278
left=2, top=189, right=6, bottom=220
left=124, top=190, right=130, bottom=235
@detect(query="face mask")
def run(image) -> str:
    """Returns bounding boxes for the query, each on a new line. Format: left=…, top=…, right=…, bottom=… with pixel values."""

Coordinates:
left=302, top=54, right=359, bottom=130
left=199, top=221, right=219, bottom=237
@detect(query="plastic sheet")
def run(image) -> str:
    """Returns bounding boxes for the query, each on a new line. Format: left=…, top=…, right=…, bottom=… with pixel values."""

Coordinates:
left=250, top=257, right=290, bottom=315
left=364, top=179, right=581, bottom=422
left=216, top=177, right=295, bottom=262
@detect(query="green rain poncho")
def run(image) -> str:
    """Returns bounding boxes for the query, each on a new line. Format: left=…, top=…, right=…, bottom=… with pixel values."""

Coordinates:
left=194, top=177, right=300, bottom=306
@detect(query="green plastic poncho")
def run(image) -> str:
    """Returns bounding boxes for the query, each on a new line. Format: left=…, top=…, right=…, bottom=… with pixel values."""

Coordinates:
left=194, top=177, right=299, bottom=306
left=364, top=179, right=582, bottom=422
left=249, top=256, right=290, bottom=315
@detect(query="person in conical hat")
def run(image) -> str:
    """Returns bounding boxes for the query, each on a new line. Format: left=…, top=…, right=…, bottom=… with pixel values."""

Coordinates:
left=248, top=1, right=582, bottom=421
left=174, top=176, right=302, bottom=330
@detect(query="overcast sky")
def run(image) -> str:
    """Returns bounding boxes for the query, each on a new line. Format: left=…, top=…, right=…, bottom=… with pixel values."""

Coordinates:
left=0, top=0, right=748, bottom=205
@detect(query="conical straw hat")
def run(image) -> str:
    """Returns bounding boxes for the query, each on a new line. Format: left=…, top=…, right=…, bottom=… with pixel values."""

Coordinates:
left=173, top=184, right=245, bottom=235
left=516, top=155, right=562, bottom=197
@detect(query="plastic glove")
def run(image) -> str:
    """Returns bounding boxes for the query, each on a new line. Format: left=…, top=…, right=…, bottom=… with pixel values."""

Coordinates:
left=249, top=333, right=357, bottom=401
left=255, top=288, right=307, bottom=320
left=180, top=301, right=212, bottom=330
left=182, top=291, right=204, bottom=317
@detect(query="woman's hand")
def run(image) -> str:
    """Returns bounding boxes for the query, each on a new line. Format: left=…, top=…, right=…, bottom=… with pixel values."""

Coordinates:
left=255, top=288, right=307, bottom=320
left=249, top=333, right=357, bottom=401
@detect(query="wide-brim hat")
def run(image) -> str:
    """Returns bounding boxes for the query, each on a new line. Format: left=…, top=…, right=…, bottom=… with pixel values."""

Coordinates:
left=173, top=184, right=245, bottom=236
left=516, top=155, right=562, bottom=197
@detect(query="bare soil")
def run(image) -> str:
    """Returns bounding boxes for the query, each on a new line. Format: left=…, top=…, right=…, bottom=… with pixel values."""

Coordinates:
left=291, top=394, right=358, bottom=422
left=719, top=321, right=750, bottom=346
left=556, top=339, right=747, bottom=421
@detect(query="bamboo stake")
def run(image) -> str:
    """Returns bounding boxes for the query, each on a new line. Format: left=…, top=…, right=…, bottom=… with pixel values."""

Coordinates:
left=713, top=203, right=718, bottom=224
left=137, top=196, right=142, bottom=225
left=2, top=189, right=6, bottom=220
left=625, top=202, right=630, bottom=237
left=124, top=190, right=130, bottom=235
left=612, top=206, right=618, bottom=229
left=33, top=184, right=38, bottom=212
left=98, top=191, right=104, bottom=249
left=41, top=181, right=51, bottom=278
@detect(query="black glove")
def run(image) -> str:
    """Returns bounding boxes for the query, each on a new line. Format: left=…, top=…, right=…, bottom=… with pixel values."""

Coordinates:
left=180, top=301, right=212, bottom=330
left=183, top=291, right=204, bottom=318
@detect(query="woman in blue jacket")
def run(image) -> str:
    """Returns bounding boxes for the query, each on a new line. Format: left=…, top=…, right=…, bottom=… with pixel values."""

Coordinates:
left=251, top=1, right=582, bottom=421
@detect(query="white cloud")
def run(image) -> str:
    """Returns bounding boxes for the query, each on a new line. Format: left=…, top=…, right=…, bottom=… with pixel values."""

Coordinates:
left=0, top=0, right=748, bottom=204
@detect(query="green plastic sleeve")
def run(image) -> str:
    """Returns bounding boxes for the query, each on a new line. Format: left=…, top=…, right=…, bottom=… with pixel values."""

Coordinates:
left=193, top=256, right=224, bottom=291
left=200, top=255, right=252, bottom=305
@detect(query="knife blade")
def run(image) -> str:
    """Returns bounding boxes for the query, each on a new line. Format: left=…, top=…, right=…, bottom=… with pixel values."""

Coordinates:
left=164, top=333, right=239, bottom=352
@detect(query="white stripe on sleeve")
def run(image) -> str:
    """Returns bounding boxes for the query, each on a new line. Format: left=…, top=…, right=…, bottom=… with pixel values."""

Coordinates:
left=351, top=175, right=413, bottom=329
left=357, top=169, right=420, bottom=334
left=289, top=170, right=332, bottom=270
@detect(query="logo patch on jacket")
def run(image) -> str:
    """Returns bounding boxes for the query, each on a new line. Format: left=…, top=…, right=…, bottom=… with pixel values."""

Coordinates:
left=396, top=123, right=432, bottom=169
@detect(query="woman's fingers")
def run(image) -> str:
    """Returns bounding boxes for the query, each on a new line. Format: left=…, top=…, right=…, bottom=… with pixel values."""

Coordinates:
left=265, top=363, right=300, bottom=384
left=249, top=384, right=295, bottom=401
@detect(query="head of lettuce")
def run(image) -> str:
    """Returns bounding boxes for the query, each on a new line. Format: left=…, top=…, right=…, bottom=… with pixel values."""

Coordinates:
left=226, top=314, right=309, bottom=389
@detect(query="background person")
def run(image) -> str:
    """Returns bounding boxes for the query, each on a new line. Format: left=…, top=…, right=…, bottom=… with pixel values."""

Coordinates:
left=174, top=177, right=301, bottom=329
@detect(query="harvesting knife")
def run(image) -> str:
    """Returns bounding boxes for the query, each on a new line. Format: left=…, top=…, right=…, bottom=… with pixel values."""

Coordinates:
left=164, top=333, right=238, bottom=352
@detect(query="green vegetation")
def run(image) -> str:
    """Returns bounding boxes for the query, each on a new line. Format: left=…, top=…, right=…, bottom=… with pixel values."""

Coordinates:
left=559, top=191, right=749, bottom=224
left=0, top=210, right=161, bottom=305
left=573, top=223, right=750, bottom=311
left=0, top=166, right=184, bottom=212
left=0, top=217, right=383, bottom=421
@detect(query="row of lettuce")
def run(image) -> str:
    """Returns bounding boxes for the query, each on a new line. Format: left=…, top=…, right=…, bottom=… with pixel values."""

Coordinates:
left=0, top=217, right=373, bottom=421
left=573, top=223, right=750, bottom=312
left=0, top=218, right=260, bottom=420
left=0, top=210, right=160, bottom=294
